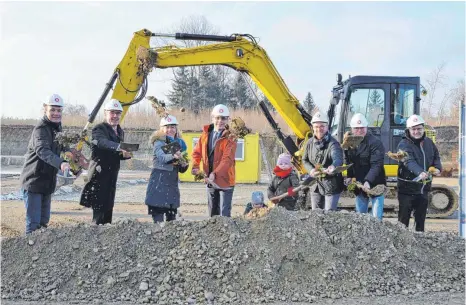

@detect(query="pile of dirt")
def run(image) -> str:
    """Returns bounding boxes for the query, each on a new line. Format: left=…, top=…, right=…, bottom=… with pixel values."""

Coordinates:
left=1, top=208, right=464, bottom=304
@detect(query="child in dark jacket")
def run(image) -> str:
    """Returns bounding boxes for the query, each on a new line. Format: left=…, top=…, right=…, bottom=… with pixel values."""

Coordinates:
left=267, top=153, right=300, bottom=210
left=244, top=191, right=267, bottom=215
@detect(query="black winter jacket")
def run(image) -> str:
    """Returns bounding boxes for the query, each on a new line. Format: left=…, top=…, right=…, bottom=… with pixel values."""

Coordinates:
left=397, top=131, right=442, bottom=195
left=20, top=116, right=65, bottom=195
left=302, top=134, right=344, bottom=195
left=267, top=171, right=300, bottom=209
left=344, top=132, right=386, bottom=194
left=80, top=123, right=129, bottom=210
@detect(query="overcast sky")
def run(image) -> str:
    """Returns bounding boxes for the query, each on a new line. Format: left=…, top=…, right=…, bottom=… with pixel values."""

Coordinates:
left=1, top=1, right=464, bottom=119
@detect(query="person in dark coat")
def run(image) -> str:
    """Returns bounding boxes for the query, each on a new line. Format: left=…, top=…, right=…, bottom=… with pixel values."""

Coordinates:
left=244, top=191, right=267, bottom=215
left=397, top=114, right=442, bottom=232
left=79, top=99, right=132, bottom=225
left=344, top=113, right=386, bottom=220
left=267, top=153, right=300, bottom=210
left=145, top=115, right=189, bottom=223
left=302, top=112, right=344, bottom=211
left=19, top=94, right=71, bottom=234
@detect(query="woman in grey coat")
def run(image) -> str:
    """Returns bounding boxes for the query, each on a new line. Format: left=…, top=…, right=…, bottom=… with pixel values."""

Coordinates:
left=302, top=112, right=344, bottom=211
left=145, top=115, right=188, bottom=223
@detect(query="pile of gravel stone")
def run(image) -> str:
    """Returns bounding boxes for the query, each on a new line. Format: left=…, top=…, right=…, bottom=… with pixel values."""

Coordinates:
left=1, top=208, right=464, bottom=304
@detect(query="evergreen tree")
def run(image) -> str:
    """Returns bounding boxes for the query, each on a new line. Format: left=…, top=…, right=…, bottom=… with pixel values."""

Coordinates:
left=188, top=73, right=202, bottom=114
left=167, top=67, right=190, bottom=108
left=232, top=73, right=254, bottom=109
left=302, top=92, right=316, bottom=114
left=199, top=66, right=220, bottom=109
left=368, top=89, right=383, bottom=107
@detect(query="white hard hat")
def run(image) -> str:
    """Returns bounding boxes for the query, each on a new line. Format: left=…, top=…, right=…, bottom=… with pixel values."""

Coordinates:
left=406, top=114, right=425, bottom=128
left=104, top=99, right=123, bottom=112
left=44, top=94, right=64, bottom=107
left=350, top=113, right=368, bottom=128
left=311, top=112, right=329, bottom=124
left=212, top=104, right=230, bottom=117
left=160, top=114, right=178, bottom=126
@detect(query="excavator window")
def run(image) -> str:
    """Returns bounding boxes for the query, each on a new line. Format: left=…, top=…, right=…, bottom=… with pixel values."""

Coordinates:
left=391, top=84, right=416, bottom=126
left=346, top=88, right=385, bottom=129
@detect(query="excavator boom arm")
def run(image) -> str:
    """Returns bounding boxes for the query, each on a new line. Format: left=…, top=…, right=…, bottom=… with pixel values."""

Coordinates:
left=102, top=29, right=311, bottom=141
left=151, top=39, right=311, bottom=139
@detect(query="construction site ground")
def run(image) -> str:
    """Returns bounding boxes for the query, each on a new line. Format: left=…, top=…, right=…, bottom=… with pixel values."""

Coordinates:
left=1, top=168, right=464, bottom=305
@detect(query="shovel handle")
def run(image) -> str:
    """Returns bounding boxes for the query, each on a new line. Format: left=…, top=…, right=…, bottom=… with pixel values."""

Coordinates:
left=269, top=185, right=306, bottom=202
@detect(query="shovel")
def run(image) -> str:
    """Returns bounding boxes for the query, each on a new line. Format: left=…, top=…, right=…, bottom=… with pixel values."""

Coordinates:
left=269, top=175, right=317, bottom=202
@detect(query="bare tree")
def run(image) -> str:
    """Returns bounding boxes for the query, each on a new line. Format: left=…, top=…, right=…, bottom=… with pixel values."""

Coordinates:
left=436, top=90, right=454, bottom=126
left=424, top=62, right=447, bottom=119
left=63, top=103, right=88, bottom=117
left=448, top=79, right=465, bottom=125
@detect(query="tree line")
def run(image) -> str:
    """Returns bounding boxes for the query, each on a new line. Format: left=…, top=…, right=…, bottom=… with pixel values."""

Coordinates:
left=166, top=65, right=317, bottom=115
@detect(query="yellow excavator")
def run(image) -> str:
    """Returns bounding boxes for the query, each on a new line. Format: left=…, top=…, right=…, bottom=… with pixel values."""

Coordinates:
left=77, top=28, right=457, bottom=218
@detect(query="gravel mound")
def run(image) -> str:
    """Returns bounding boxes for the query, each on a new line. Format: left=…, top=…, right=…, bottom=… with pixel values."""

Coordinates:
left=1, top=208, right=464, bottom=304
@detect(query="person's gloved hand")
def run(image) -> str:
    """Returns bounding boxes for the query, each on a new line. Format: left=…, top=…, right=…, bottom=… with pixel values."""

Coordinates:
left=363, top=181, right=371, bottom=190
left=287, top=187, right=296, bottom=196
left=173, top=150, right=182, bottom=160
left=431, top=168, right=441, bottom=176
left=419, top=172, right=429, bottom=180
left=208, top=172, right=215, bottom=182
left=60, top=162, right=70, bottom=172
left=309, top=169, right=319, bottom=178
left=325, top=165, right=336, bottom=175
left=191, top=168, right=199, bottom=175
left=344, top=178, right=352, bottom=185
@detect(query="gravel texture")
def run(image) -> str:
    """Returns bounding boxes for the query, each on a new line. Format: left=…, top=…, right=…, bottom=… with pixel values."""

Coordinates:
left=1, top=208, right=464, bottom=304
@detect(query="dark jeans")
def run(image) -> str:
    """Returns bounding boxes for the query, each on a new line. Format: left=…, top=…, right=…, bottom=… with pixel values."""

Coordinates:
left=398, top=193, right=428, bottom=232
left=93, top=208, right=113, bottom=225
left=22, top=189, right=51, bottom=234
left=207, top=186, right=234, bottom=217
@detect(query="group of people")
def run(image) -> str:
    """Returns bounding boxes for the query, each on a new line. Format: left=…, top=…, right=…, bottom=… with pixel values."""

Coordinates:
left=19, top=95, right=442, bottom=235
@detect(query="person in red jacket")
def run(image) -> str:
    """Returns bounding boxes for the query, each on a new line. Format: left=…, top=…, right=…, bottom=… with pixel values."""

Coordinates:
left=191, top=104, right=237, bottom=217
left=267, top=153, right=300, bottom=210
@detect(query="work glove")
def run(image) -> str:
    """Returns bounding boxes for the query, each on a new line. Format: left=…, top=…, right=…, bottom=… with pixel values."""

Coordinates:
left=325, top=165, right=336, bottom=175
left=431, top=168, right=441, bottom=176
left=363, top=181, right=371, bottom=190
left=309, top=169, right=319, bottom=178
left=287, top=187, right=296, bottom=197
left=419, top=172, right=429, bottom=180
left=344, top=178, right=353, bottom=185
left=60, top=162, right=71, bottom=172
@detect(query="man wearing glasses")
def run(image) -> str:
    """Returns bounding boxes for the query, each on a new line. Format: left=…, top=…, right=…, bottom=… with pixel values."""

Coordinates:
left=396, top=114, right=442, bottom=231
left=79, top=99, right=132, bottom=225
left=191, top=104, right=237, bottom=217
